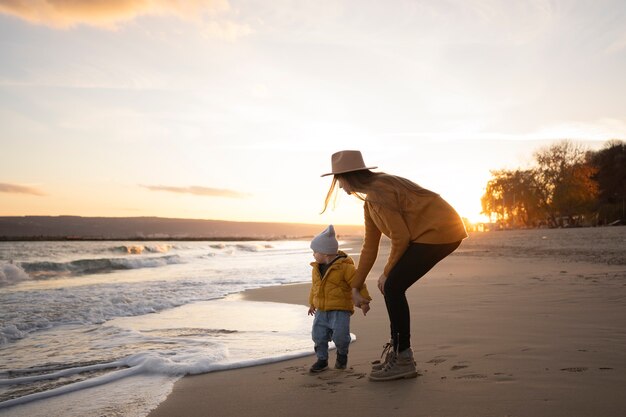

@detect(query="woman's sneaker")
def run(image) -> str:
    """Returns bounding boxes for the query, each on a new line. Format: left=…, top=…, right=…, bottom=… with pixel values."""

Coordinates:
left=369, top=348, right=418, bottom=381
left=309, top=359, right=328, bottom=373
left=335, top=353, right=348, bottom=369
left=371, top=341, right=394, bottom=371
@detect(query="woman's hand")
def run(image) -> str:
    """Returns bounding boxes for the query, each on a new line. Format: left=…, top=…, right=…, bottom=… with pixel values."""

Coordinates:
left=308, top=306, right=316, bottom=316
left=377, top=273, right=388, bottom=295
left=352, top=288, right=368, bottom=307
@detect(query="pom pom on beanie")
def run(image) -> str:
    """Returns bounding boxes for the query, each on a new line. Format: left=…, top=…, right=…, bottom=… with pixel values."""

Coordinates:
left=310, top=225, right=339, bottom=254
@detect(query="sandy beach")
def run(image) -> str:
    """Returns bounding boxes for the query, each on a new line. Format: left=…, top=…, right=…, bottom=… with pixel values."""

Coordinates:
left=148, top=228, right=626, bottom=417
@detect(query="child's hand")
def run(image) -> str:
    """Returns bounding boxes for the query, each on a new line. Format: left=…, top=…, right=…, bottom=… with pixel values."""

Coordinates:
left=308, top=306, right=316, bottom=316
left=360, top=302, right=370, bottom=316
left=352, top=289, right=368, bottom=307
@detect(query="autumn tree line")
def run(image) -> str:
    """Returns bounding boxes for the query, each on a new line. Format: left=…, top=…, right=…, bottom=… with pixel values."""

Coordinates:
left=481, top=140, right=625, bottom=228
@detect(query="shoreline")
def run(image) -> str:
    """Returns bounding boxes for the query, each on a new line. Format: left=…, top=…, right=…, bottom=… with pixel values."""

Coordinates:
left=0, top=236, right=320, bottom=242
left=148, top=233, right=626, bottom=417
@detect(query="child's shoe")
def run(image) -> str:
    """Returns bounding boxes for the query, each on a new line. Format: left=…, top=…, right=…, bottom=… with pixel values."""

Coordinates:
left=309, top=359, right=328, bottom=373
left=369, top=348, right=418, bottom=381
left=335, top=353, right=348, bottom=369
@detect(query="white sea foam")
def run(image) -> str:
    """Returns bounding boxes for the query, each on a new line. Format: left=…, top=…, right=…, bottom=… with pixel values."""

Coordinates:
left=0, top=298, right=335, bottom=416
left=235, top=243, right=273, bottom=252
left=113, top=244, right=173, bottom=255
left=0, top=263, right=29, bottom=287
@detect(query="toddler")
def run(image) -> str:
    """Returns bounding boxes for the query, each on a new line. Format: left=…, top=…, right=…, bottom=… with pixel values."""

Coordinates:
left=308, top=225, right=371, bottom=372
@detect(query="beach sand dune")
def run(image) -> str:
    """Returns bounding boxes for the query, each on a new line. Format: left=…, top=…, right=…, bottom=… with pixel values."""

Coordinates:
left=149, top=228, right=626, bottom=417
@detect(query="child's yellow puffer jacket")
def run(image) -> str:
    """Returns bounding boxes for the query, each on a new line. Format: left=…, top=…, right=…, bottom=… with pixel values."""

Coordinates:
left=308, top=251, right=371, bottom=314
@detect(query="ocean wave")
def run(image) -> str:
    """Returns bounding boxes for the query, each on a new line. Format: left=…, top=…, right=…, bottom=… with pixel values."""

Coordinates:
left=3, top=255, right=183, bottom=283
left=112, top=244, right=172, bottom=255
left=235, top=243, right=273, bottom=252
left=208, top=243, right=274, bottom=252
left=0, top=239, right=315, bottom=415
left=0, top=279, right=209, bottom=345
left=0, top=263, right=30, bottom=287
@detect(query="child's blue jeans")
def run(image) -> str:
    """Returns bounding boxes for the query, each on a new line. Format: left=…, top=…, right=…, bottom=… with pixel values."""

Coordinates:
left=311, top=310, right=351, bottom=360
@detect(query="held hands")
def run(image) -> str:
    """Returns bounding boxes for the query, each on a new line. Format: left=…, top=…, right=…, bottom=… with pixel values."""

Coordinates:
left=351, top=288, right=367, bottom=307
left=308, top=306, right=316, bottom=316
left=360, top=302, right=370, bottom=316
left=351, top=288, right=371, bottom=316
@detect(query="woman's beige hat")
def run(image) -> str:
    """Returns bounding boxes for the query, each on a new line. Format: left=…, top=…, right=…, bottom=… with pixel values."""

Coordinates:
left=321, top=150, right=377, bottom=177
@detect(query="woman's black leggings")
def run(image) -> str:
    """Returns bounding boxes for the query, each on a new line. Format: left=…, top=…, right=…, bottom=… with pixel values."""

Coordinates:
left=383, top=240, right=462, bottom=352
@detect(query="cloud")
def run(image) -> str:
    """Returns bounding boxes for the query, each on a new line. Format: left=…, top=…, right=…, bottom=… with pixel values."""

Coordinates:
left=142, top=184, right=250, bottom=199
left=605, top=32, right=626, bottom=54
left=0, top=182, right=45, bottom=196
left=0, top=0, right=232, bottom=29
left=201, top=19, right=254, bottom=41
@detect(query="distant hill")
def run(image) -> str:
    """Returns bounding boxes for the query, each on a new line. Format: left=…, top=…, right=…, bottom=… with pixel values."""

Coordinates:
left=0, top=216, right=364, bottom=240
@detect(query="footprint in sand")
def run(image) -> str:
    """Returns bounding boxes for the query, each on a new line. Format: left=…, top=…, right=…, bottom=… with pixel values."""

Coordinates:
left=313, top=379, right=345, bottom=393
left=427, top=357, right=448, bottom=365
left=455, top=374, right=488, bottom=380
left=560, top=367, right=588, bottom=372
left=283, top=365, right=306, bottom=373
left=317, top=373, right=339, bottom=381
left=315, top=368, right=357, bottom=381
left=301, top=367, right=367, bottom=390
left=450, top=365, right=468, bottom=371
left=494, top=373, right=516, bottom=382
left=326, top=381, right=342, bottom=386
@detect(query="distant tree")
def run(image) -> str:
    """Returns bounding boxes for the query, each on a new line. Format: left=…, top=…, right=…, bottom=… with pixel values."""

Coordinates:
left=481, top=170, right=508, bottom=225
left=482, top=140, right=604, bottom=228
left=551, top=162, right=598, bottom=225
left=587, top=140, right=626, bottom=224
left=480, top=169, right=540, bottom=227
left=532, top=140, right=597, bottom=227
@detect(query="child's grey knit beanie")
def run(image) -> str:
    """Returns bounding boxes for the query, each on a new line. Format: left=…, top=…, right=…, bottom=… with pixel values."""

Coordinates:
left=310, top=225, right=339, bottom=254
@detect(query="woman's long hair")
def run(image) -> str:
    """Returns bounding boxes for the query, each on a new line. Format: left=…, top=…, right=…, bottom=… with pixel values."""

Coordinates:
left=321, top=169, right=437, bottom=213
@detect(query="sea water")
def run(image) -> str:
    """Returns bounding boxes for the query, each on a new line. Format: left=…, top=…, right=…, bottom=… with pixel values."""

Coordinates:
left=0, top=240, right=354, bottom=416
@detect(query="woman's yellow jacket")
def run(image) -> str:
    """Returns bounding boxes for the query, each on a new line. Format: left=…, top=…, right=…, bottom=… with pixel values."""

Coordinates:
left=309, top=251, right=371, bottom=314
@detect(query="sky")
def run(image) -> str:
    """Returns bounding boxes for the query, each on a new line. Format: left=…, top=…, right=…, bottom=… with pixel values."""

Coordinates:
left=1, top=0, right=625, bottom=226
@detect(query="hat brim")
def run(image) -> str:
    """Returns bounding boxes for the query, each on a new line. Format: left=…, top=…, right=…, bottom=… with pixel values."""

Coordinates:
left=320, top=166, right=378, bottom=177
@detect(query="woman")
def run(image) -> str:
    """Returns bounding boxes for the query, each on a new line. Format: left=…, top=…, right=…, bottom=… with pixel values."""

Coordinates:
left=321, top=150, right=467, bottom=381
